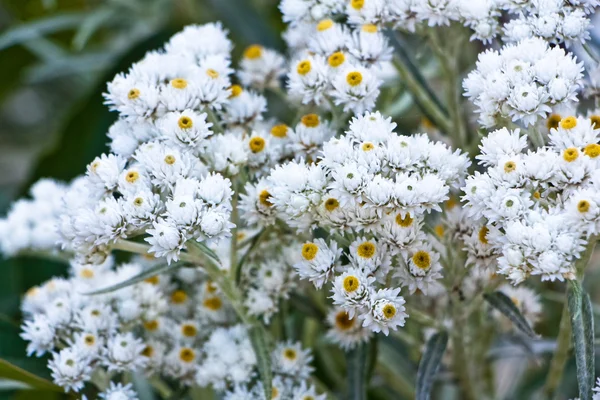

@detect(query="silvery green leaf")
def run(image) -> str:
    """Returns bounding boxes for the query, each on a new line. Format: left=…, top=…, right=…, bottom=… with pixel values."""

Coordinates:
left=484, top=291, right=538, bottom=338
left=416, top=331, right=448, bottom=400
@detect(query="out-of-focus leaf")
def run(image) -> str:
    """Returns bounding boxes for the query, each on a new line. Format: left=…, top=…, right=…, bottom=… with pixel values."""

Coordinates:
left=132, top=371, right=156, bottom=400
left=248, top=324, right=272, bottom=400
left=207, top=0, right=283, bottom=51
left=484, top=291, right=538, bottom=338
left=72, top=8, right=118, bottom=51
left=568, top=281, right=595, bottom=400
left=346, top=341, right=369, bottom=400
left=84, top=262, right=184, bottom=295
left=0, top=359, right=61, bottom=392
left=416, top=331, right=448, bottom=400
left=25, top=52, right=115, bottom=83
left=0, top=13, right=88, bottom=51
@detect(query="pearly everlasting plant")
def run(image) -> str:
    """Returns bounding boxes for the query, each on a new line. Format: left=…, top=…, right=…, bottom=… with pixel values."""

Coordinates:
left=4, top=1, right=600, bottom=400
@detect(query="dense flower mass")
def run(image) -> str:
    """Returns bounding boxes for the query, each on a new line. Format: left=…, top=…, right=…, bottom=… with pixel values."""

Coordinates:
left=3, top=0, right=600, bottom=398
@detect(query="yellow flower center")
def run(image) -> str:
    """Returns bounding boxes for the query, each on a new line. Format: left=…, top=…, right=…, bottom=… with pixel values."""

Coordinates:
left=335, top=311, right=355, bottom=330
left=141, top=345, right=154, bottom=357
left=164, top=155, right=176, bottom=165
left=361, top=142, right=375, bottom=151
left=244, top=45, right=263, bottom=59
left=249, top=137, right=266, bottom=153
left=84, top=335, right=95, bottom=345
left=283, top=348, right=297, bottom=360
left=128, top=88, right=140, bottom=99
left=270, top=124, right=288, bottom=138
left=171, top=290, right=187, bottom=304
left=271, top=387, right=279, bottom=399
left=324, top=198, right=339, bottom=212
left=328, top=51, right=346, bottom=67
left=125, top=171, right=139, bottom=183
left=343, top=275, right=360, bottom=292
left=434, top=225, right=444, bottom=237
left=446, top=197, right=457, bottom=209
left=229, top=84, right=243, bottom=98
left=383, top=304, right=396, bottom=319
left=206, top=68, right=219, bottom=79
left=317, top=19, right=334, bottom=31
left=351, top=0, right=364, bottom=10
left=171, top=78, right=188, bottom=89
left=206, top=280, right=218, bottom=293
left=259, top=190, right=273, bottom=207
left=357, top=241, right=375, bottom=258
left=591, top=115, right=600, bottom=130
left=301, top=114, right=320, bottom=127
left=578, top=200, right=590, bottom=213
left=133, top=197, right=144, bottom=206
left=182, top=324, right=197, bottom=337
left=80, top=268, right=94, bottom=279
left=179, top=348, right=195, bottom=363
left=297, top=60, right=312, bottom=75
left=479, top=226, right=489, bottom=244
left=145, top=275, right=159, bottom=285
left=563, top=147, right=579, bottom=162
left=584, top=143, right=600, bottom=158
left=560, top=116, right=577, bottom=130
left=533, top=191, right=541, bottom=199
left=178, top=116, right=193, bottom=129
left=412, top=250, right=431, bottom=270
left=346, top=71, right=363, bottom=86
left=504, top=161, right=516, bottom=173
left=362, top=24, right=378, bottom=33
left=144, top=320, right=159, bottom=331
left=203, top=296, right=222, bottom=310
left=302, top=243, right=318, bottom=261
left=546, top=114, right=561, bottom=130
left=396, top=213, right=413, bottom=227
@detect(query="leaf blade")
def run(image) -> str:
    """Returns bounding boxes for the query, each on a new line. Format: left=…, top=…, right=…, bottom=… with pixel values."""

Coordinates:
left=346, top=341, right=369, bottom=400
left=83, top=262, right=184, bottom=295
left=0, top=359, right=61, bottom=392
left=248, top=324, right=272, bottom=400
left=416, top=332, right=448, bottom=400
left=568, top=282, right=595, bottom=400
left=484, top=291, right=538, bottom=338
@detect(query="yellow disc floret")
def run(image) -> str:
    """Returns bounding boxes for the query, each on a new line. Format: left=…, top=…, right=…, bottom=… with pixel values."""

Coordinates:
left=229, top=84, right=243, bottom=98
left=547, top=114, right=561, bottom=130
left=584, top=143, right=600, bottom=158
left=324, top=198, right=339, bottom=212
left=249, top=137, right=266, bottom=153
left=171, top=78, right=188, bottom=89
left=335, top=311, right=355, bottom=330
left=396, top=213, right=413, bottom=227
left=560, top=116, right=577, bottom=130
left=259, top=190, right=273, bottom=207
left=244, top=45, right=263, bottom=59
left=182, top=324, right=197, bottom=337
left=203, top=296, right=222, bottom=311
left=125, top=171, right=139, bottom=183
left=144, top=320, right=159, bottom=331
left=206, top=68, right=219, bottom=79
left=297, top=60, right=312, bottom=75
left=504, top=161, right=516, bottom=173
left=357, top=241, right=376, bottom=258
left=343, top=275, right=360, bottom=292
left=346, top=71, right=363, bottom=86
left=302, top=243, right=318, bottom=261
left=382, top=304, right=396, bottom=319
left=563, top=147, right=579, bottom=162
left=591, top=115, right=600, bottom=130
left=128, top=88, right=140, bottom=99
left=270, top=124, right=288, bottom=138
left=328, top=52, right=345, bottom=67
left=479, top=226, right=489, bottom=244
left=171, top=290, right=187, bottom=304
left=164, top=155, right=176, bottom=165
left=283, top=348, right=297, bottom=360
left=179, top=348, right=195, bottom=363
left=301, top=113, right=320, bottom=127
left=178, top=116, right=193, bottom=129
left=317, top=19, right=334, bottom=31
left=362, top=24, right=378, bottom=33
left=361, top=142, right=375, bottom=151
left=578, top=200, right=590, bottom=213
left=351, top=0, right=364, bottom=10
left=412, top=250, right=431, bottom=270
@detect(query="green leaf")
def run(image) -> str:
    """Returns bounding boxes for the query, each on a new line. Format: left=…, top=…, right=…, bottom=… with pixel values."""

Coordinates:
left=416, top=331, right=448, bottom=400
left=568, top=281, right=595, bottom=400
left=0, top=13, right=88, bottom=51
left=84, top=262, right=184, bottom=295
left=72, top=8, right=117, bottom=51
left=484, top=291, right=538, bottom=338
left=0, top=359, right=61, bottom=392
left=248, top=324, right=272, bottom=400
left=346, top=341, right=369, bottom=400
left=192, top=241, right=222, bottom=266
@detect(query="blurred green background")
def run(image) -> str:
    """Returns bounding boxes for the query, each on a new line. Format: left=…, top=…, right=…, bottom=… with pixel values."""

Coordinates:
left=0, top=1, right=285, bottom=397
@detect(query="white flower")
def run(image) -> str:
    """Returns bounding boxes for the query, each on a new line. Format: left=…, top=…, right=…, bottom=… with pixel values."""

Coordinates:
left=48, top=347, right=92, bottom=392
left=360, top=288, right=407, bottom=335
left=293, top=239, right=341, bottom=288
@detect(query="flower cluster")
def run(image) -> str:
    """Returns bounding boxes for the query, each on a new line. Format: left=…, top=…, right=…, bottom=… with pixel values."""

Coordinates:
left=462, top=116, right=600, bottom=283
left=464, top=37, right=583, bottom=128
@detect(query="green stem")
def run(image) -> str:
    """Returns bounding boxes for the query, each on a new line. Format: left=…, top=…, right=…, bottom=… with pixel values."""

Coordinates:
left=407, top=307, right=441, bottom=329
left=450, top=296, right=476, bottom=400
left=229, top=180, right=240, bottom=282
left=543, top=300, right=571, bottom=399
left=391, top=57, right=453, bottom=134
left=204, top=107, right=224, bottom=134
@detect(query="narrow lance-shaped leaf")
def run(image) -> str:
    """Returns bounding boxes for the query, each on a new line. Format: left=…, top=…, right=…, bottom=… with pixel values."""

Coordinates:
left=83, top=262, right=184, bottom=295
left=248, top=324, right=272, bottom=400
left=0, top=359, right=62, bottom=392
left=346, top=341, right=369, bottom=400
left=484, top=291, right=538, bottom=338
left=568, top=281, right=595, bottom=400
left=416, top=331, right=449, bottom=400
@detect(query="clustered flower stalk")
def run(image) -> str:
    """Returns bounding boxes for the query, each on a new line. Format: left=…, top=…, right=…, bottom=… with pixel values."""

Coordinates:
left=4, top=1, right=600, bottom=399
